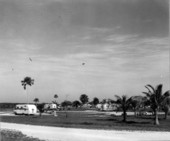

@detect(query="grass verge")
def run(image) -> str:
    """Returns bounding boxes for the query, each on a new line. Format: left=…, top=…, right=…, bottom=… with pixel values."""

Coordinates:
left=0, top=129, right=45, bottom=141
left=1, top=111, right=170, bottom=132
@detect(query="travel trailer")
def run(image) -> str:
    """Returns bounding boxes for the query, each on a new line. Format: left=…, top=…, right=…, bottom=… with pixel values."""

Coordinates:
left=14, top=104, right=37, bottom=115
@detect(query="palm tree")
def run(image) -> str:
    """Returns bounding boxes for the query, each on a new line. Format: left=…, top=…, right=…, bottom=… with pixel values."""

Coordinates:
left=21, top=76, right=34, bottom=104
left=130, top=99, right=139, bottom=117
left=53, top=94, right=58, bottom=104
left=33, top=98, right=39, bottom=106
left=131, top=96, right=147, bottom=117
left=161, top=92, right=170, bottom=119
left=115, top=95, right=132, bottom=122
left=61, top=100, right=72, bottom=118
left=162, top=105, right=170, bottom=119
left=143, top=84, right=170, bottom=125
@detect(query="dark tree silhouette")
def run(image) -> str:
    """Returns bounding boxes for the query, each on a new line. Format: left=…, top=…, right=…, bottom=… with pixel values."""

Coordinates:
left=53, top=94, right=58, bottom=104
left=102, top=99, right=107, bottom=104
left=61, top=100, right=72, bottom=118
left=80, top=94, right=89, bottom=104
left=131, top=96, right=147, bottom=117
left=72, top=100, right=81, bottom=108
left=93, top=97, right=99, bottom=106
left=21, top=76, right=34, bottom=104
left=61, top=101, right=72, bottom=108
left=143, top=84, right=170, bottom=125
left=37, top=103, right=45, bottom=117
left=54, top=94, right=58, bottom=99
left=161, top=92, right=170, bottom=119
left=21, top=77, right=34, bottom=90
left=115, top=95, right=132, bottom=122
left=33, top=98, right=39, bottom=106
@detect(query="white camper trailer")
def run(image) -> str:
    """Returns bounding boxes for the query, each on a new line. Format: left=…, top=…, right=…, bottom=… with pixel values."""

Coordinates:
left=14, top=104, right=37, bottom=115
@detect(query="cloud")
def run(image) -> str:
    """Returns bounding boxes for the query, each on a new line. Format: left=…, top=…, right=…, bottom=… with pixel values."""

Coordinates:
left=0, top=39, right=41, bottom=53
left=66, top=52, right=105, bottom=60
left=105, top=34, right=139, bottom=43
left=103, top=34, right=169, bottom=55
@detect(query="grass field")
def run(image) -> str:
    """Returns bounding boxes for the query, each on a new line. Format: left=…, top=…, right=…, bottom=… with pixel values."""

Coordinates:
left=1, top=111, right=170, bottom=131
left=0, top=129, right=45, bottom=141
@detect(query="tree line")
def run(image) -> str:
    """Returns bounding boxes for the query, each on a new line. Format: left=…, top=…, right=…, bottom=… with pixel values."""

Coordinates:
left=21, top=76, right=170, bottom=125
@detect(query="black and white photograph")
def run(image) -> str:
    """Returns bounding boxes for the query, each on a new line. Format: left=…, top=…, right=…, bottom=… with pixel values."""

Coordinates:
left=0, top=0, right=169, bottom=140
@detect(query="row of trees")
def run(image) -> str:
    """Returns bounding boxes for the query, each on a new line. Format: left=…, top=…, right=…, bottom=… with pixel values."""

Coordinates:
left=21, top=76, right=170, bottom=126
left=21, top=77, right=99, bottom=106
left=116, top=84, right=170, bottom=125
left=33, top=94, right=99, bottom=109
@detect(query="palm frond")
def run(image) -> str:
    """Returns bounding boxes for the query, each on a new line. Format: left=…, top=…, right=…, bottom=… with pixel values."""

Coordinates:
left=164, top=90, right=170, bottom=97
left=115, top=95, right=121, bottom=100
left=146, top=84, right=155, bottom=94
left=145, top=86, right=152, bottom=94
left=142, top=92, right=151, bottom=98
left=122, top=95, right=128, bottom=104
left=127, top=96, right=132, bottom=102
left=162, top=96, right=170, bottom=105
left=115, top=95, right=122, bottom=104
left=155, top=84, right=163, bottom=100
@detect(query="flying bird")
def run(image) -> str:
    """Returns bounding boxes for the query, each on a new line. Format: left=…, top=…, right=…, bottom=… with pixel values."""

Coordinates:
left=29, top=57, right=32, bottom=61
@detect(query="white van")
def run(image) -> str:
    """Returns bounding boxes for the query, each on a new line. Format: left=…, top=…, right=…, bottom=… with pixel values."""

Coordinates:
left=14, top=104, right=37, bottom=115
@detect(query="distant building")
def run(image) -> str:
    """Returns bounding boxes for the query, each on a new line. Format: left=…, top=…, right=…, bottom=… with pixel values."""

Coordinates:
left=82, top=103, right=92, bottom=109
left=44, top=103, right=57, bottom=110
left=96, top=103, right=117, bottom=111
left=96, top=103, right=102, bottom=110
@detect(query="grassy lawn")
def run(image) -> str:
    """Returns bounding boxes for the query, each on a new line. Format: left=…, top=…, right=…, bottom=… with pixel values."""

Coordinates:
left=1, top=111, right=170, bottom=131
left=0, top=130, right=45, bottom=141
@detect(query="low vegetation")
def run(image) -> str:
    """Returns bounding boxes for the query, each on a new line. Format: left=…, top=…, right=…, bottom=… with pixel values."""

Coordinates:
left=0, top=129, right=45, bottom=141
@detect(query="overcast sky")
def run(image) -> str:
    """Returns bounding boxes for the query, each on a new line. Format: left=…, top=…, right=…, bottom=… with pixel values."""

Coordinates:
left=0, top=0, right=169, bottom=103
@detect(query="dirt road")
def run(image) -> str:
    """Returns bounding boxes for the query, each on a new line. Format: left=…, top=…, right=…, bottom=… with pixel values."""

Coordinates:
left=0, top=122, right=170, bottom=141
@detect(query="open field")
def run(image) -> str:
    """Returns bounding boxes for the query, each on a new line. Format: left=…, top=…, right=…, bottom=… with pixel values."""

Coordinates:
left=1, top=110, right=170, bottom=131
